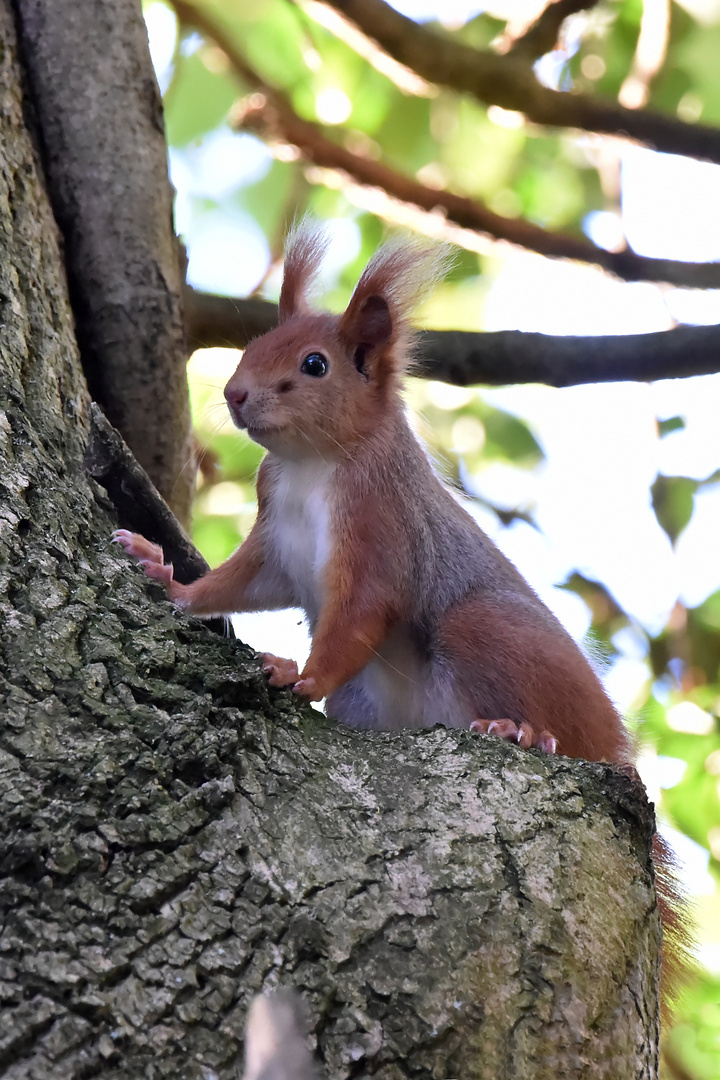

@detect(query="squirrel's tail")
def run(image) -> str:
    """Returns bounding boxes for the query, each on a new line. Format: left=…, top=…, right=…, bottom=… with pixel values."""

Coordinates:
left=653, top=831, right=695, bottom=1016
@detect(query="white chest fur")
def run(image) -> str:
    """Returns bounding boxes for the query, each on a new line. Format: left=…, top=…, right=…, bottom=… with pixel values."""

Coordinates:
left=267, top=457, right=335, bottom=617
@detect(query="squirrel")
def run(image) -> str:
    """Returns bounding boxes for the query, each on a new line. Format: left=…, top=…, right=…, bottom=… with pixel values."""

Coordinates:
left=113, top=220, right=686, bottom=995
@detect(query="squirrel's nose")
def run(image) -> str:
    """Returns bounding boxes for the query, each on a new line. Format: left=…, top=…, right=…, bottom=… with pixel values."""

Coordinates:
left=225, top=386, right=248, bottom=411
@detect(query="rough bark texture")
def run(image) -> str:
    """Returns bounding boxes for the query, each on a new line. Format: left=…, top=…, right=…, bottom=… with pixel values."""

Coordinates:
left=84, top=403, right=231, bottom=637
left=13, top=0, right=195, bottom=526
left=0, top=6, right=661, bottom=1078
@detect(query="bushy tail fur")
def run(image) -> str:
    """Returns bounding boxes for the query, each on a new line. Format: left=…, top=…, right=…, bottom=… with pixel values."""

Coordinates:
left=653, top=832, right=694, bottom=1016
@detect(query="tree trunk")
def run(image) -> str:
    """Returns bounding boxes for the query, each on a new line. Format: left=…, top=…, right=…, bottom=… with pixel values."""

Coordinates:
left=13, top=0, right=194, bottom=526
left=0, top=4, right=660, bottom=1078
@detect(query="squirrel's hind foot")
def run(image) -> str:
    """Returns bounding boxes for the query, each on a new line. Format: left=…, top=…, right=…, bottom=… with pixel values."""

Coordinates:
left=470, top=716, right=558, bottom=755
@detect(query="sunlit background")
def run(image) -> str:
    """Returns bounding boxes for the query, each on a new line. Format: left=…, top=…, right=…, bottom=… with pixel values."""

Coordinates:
left=144, top=0, right=720, bottom=1072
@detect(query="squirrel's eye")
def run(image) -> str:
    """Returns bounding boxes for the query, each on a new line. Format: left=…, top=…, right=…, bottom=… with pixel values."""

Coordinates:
left=300, top=352, right=328, bottom=377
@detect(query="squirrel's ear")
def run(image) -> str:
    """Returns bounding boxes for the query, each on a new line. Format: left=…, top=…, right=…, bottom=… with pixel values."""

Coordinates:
left=340, top=236, right=453, bottom=376
left=339, top=293, right=394, bottom=380
left=278, top=219, right=329, bottom=323
left=342, top=294, right=393, bottom=348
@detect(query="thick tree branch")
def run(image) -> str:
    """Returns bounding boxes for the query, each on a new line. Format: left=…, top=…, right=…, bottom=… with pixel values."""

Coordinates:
left=14, top=0, right=195, bottom=526
left=185, top=289, right=720, bottom=387
left=417, top=324, right=720, bottom=386
left=317, top=0, right=720, bottom=165
left=171, top=0, right=720, bottom=288
left=184, top=288, right=279, bottom=351
left=506, top=0, right=601, bottom=61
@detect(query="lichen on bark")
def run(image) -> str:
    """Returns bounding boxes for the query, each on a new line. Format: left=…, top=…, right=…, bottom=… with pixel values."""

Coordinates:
left=0, top=5, right=660, bottom=1078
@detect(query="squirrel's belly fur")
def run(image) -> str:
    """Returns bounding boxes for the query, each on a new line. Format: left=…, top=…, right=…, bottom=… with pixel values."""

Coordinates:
left=327, top=625, right=475, bottom=731
left=266, top=456, right=334, bottom=623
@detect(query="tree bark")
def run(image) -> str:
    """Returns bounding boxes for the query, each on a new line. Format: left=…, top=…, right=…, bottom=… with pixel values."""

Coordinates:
left=0, top=5, right=661, bottom=1078
left=13, top=0, right=195, bottom=526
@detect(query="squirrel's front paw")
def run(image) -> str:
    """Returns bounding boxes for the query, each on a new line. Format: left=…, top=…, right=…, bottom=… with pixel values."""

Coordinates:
left=260, top=653, right=300, bottom=688
left=292, top=676, right=321, bottom=701
left=111, top=530, right=175, bottom=587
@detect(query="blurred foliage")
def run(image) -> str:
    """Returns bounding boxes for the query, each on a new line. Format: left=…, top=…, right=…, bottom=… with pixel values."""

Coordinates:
left=146, top=0, right=720, bottom=1073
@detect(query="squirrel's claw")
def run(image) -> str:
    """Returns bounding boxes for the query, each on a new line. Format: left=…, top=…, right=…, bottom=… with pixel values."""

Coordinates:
left=260, top=653, right=300, bottom=688
left=470, top=716, right=558, bottom=755
left=111, top=530, right=174, bottom=585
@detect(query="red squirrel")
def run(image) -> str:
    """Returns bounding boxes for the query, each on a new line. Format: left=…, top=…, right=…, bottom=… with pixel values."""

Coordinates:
left=114, top=221, right=685, bottom=990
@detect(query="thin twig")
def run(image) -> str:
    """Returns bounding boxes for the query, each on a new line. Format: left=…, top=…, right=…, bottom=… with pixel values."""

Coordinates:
left=236, top=94, right=720, bottom=288
left=506, top=0, right=601, bottom=61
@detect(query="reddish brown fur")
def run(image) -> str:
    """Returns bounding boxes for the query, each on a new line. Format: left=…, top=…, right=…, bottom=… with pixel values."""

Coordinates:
left=439, top=596, right=631, bottom=762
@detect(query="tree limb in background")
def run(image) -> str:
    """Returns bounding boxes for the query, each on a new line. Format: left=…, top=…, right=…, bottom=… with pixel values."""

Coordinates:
left=236, top=93, right=720, bottom=289
left=14, top=0, right=195, bottom=526
left=316, top=0, right=720, bottom=166
left=185, top=288, right=278, bottom=351
left=170, top=0, right=720, bottom=289
left=418, top=323, right=720, bottom=386
left=185, top=289, right=720, bottom=387
left=505, top=0, right=601, bottom=61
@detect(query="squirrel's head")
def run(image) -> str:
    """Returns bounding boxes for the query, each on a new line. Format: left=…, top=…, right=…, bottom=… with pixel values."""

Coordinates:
left=224, top=219, right=450, bottom=459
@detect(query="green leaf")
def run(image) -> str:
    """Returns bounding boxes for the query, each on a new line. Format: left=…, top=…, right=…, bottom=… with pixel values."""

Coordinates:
left=454, top=13, right=506, bottom=50
left=236, top=160, right=295, bottom=238
left=585, top=0, right=640, bottom=98
left=375, top=94, right=435, bottom=173
left=165, top=46, right=239, bottom=147
left=667, top=19, right=720, bottom=125
left=241, top=2, right=308, bottom=91
left=440, top=98, right=525, bottom=199
left=480, top=404, right=543, bottom=466
left=650, top=474, right=697, bottom=545
left=192, top=514, right=244, bottom=567
left=515, top=152, right=586, bottom=229
left=658, top=415, right=686, bottom=438
left=666, top=968, right=720, bottom=1080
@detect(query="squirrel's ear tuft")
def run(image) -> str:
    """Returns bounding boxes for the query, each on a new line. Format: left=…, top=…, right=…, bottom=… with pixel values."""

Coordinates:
left=278, top=218, right=330, bottom=323
left=339, top=236, right=453, bottom=373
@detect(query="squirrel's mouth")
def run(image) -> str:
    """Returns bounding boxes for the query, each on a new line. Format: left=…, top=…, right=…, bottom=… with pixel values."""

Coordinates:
left=245, top=421, right=279, bottom=436
left=245, top=421, right=285, bottom=448
left=227, top=406, right=279, bottom=437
